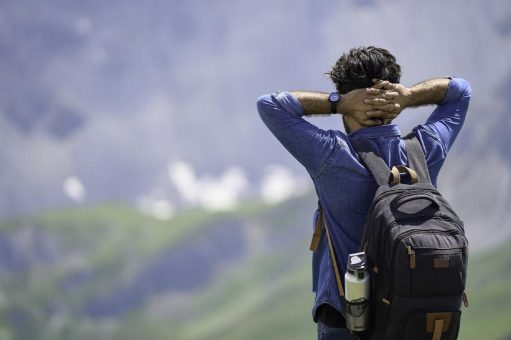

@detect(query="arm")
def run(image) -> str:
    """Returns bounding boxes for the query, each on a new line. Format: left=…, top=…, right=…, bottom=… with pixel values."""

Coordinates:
left=370, top=77, right=471, bottom=184
left=290, top=88, right=401, bottom=126
left=257, top=91, right=338, bottom=177
left=367, top=78, right=450, bottom=114
left=369, top=78, right=471, bottom=153
left=402, top=78, right=451, bottom=108
left=257, top=88, right=400, bottom=177
left=421, top=77, right=471, bottom=154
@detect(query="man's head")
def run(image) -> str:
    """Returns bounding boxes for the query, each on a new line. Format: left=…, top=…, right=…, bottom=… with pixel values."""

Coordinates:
left=329, top=46, right=401, bottom=134
left=329, top=46, right=401, bottom=95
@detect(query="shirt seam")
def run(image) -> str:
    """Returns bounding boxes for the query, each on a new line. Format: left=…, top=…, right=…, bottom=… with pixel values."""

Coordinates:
left=311, top=140, right=341, bottom=179
left=422, top=126, right=448, bottom=157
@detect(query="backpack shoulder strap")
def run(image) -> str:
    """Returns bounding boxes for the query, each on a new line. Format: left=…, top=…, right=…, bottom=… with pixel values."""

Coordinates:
left=309, top=202, right=323, bottom=251
left=309, top=203, right=345, bottom=298
left=404, top=135, right=432, bottom=184
left=324, top=218, right=345, bottom=298
left=351, top=140, right=392, bottom=186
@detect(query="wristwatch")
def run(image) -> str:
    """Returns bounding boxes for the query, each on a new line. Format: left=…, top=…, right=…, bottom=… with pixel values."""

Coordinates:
left=328, top=92, right=341, bottom=114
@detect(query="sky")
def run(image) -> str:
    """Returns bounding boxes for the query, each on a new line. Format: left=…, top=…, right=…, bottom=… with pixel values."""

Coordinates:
left=1, top=0, right=510, bottom=248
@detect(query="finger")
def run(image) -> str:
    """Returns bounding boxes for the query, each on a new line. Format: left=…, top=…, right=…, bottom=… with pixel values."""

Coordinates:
left=371, top=80, right=390, bottom=90
left=381, top=91, right=398, bottom=99
left=365, top=90, right=398, bottom=101
left=365, top=88, right=383, bottom=95
left=361, top=120, right=378, bottom=127
left=361, top=118, right=383, bottom=127
left=364, top=98, right=388, bottom=105
left=353, top=113, right=378, bottom=126
left=372, top=80, right=397, bottom=91
left=374, top=103, right=400, bottom=112
left=368, top=118, right=383, bottom=126
left=366, top=110, right=399, bottom=119
left=366, top=110, right=386, bottom=117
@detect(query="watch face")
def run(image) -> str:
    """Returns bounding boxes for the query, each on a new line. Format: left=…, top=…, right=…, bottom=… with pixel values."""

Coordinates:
left=329, top=92, right=340, bottom=102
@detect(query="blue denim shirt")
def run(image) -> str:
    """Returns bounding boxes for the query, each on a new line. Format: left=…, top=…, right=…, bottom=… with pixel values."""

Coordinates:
left=257, top=78, right=471, bottom=319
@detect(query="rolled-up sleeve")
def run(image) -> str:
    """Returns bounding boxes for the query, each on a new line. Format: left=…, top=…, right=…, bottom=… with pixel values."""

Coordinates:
left=413, top=78, right=471, bottom=183
left=416, top=78, right=471, bottom=154
left=257, top=91, right=338, bottom=177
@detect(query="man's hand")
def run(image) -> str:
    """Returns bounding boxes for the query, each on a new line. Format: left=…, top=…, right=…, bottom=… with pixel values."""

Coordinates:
left=364, top=80, right=412, bottom=123
left=340, top=84, right=402, bottom=126
left=290, top=80, right=412, bottom=127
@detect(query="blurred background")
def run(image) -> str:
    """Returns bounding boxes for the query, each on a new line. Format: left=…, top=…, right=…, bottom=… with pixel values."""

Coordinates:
left=0, top=0, right=510, bottom=339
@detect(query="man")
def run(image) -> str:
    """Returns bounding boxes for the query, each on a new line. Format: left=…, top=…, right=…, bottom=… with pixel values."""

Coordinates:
left=256, top=46, right=471, bottom=339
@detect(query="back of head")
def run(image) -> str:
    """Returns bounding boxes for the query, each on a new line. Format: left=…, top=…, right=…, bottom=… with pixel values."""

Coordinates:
left=329, top=46, right=401, bottom=94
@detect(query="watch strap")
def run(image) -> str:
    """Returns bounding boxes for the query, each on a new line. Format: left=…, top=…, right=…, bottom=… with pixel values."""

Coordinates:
left=328, top=92, right=340, bottom=114
left=330, top=100, right=337, bottom=114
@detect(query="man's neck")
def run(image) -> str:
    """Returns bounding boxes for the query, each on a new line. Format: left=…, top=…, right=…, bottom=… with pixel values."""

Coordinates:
left=343, top=114, right=391, bottom=135
left=342, top=115, right=364, bottom=134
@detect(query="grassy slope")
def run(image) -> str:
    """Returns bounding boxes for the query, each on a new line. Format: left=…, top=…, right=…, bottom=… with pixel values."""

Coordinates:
left=0, top=202, right=255, bottom=340
left=164, top=242, right=511, bottom=340
left=0, top=199, right=510, bottom=340
left=168, top=234, right=511, bottom=340
left=459, top=242, right=511, bottom=340
left=0, top=197, right=317, bottom=340
left=110, top=202, right=511, bottom=340
left=109, top=196, right=318, bottom=340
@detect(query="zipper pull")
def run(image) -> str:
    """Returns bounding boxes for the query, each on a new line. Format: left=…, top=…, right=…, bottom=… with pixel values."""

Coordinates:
left=463, top=291, right=469, bottom=308
left=407, top=245, right=416, bottom=269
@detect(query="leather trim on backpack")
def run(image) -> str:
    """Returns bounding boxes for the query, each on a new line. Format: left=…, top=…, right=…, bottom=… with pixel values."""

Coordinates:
left=426, top=312, right=452, bottom=332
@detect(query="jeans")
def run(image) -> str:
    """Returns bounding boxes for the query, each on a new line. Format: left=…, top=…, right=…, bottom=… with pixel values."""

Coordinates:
left=317, top=321, right=361, bottom=340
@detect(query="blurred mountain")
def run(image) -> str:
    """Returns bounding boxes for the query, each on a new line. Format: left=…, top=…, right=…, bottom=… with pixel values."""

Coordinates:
left=0, top=193, right=315, bottom=340
left=0, top=0, right=510, bottom=248
left=0, top=196, right=510, bottom=340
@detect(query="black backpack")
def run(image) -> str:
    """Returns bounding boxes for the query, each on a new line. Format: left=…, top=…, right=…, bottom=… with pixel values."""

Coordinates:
left=310, top=136, right=469, bottom=340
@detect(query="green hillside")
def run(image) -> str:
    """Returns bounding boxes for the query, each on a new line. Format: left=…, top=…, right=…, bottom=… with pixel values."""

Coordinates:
left=459, top=242, right=511, bottom=340
left=0, top=198, right=509, bottom=340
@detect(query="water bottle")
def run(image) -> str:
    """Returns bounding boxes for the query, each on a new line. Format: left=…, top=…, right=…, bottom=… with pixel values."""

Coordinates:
left=345, top=252, right=370, bottom=332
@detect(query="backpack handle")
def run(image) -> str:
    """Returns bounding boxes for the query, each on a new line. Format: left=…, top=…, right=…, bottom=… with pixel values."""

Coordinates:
left=392, top=193, right=440, bottom=218
left=352, top=137, right=427, bottom=186
left=390, top=165, right=419, bottom=185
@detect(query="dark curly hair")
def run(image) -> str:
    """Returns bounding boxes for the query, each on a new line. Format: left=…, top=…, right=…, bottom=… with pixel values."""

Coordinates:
left=329, top=46, right=401, bottom=94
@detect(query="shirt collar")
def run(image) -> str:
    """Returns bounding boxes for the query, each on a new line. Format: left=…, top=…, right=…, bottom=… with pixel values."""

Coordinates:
left=349, top=124, right=401, bottom=139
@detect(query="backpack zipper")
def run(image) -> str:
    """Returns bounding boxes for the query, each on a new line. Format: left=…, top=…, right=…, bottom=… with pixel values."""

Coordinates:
left=378, top=215, right=465, bottom=262
left=463, top=291, right=469, bottom=308
left=360, top=188, right=439, bottom=248
left=406, top=245, right=416, bottom=269
left=361, top=187, right=454, bottom=252
left=408, top=246, right=466, bottom=270
left=385, top=228, right=462, bottom=301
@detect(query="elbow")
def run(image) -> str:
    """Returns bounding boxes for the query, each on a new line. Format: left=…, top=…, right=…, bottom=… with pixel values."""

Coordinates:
left=454, top=78, right=472, bottom=100
left=443, top=78, right=471, bottom=105
left=459, top=78, right=472, bottom=99
left=256, top=93, right=274, bottom=119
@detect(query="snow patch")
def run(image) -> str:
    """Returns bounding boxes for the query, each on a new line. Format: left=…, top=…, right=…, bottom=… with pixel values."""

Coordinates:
left=63, top=176, right=86, bottom=202
left=137, top=197, right=175, bottom=221
left=167, top=161, right=248, bottom=212
left=260, top=165, right=308, bottom=204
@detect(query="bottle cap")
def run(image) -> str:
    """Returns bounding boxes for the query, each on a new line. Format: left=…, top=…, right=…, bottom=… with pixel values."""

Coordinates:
left=347, top=252, right=367, bottom=279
